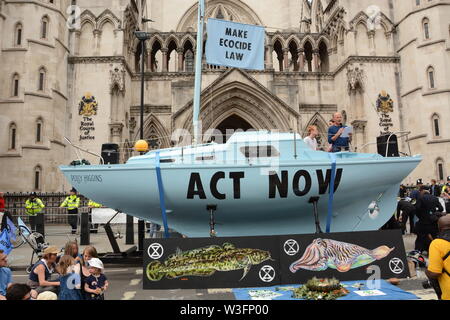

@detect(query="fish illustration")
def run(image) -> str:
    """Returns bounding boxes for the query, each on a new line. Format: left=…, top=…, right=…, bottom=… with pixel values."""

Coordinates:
left=289, top=238, right=394, bottom=273
left=146, top=243, right=273, bottom=281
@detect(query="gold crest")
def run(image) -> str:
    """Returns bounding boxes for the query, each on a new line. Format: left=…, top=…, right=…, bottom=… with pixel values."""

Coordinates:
left=376, top=91, right=394, bottom=114
left=78, top=93, right=98, bottom=116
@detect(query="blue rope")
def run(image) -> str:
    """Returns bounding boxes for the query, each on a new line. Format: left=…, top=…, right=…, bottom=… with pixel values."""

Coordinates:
left=155, top=151, right=170, bottom=238
left=326, top=153, right=337, bottom=233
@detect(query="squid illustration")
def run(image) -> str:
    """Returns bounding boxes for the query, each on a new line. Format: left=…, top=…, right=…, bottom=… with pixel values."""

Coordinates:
left=289, top=238, right=394, bottom=273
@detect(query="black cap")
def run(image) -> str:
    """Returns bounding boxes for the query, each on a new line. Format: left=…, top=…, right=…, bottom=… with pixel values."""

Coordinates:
left=70, top=188, right=77, bottom=193
left=447, top=176, right=450, bottom=181
left=416, top=179, right=423, bottom=185
left=30, top=192, right=37, bottom=197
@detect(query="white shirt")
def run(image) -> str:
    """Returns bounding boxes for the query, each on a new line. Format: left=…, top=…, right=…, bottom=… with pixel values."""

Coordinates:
left=303, top=136, right=318, bottom=151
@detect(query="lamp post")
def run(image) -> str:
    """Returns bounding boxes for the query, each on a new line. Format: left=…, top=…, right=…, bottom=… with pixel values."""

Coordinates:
left=133, top=29, right=154, bottom=251
left=134, top=30, right=151, bottom=147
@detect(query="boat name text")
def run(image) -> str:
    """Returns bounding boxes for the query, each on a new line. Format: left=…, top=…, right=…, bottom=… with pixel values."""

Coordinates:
left=70, top=174, right=103, bottom=184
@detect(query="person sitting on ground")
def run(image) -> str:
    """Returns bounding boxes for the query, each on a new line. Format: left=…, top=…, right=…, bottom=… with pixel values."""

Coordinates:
left=0, top=249, right=12, bottom=300
left=28, top=246, right=60, bottom=294
left=303, top=125, right=319, bottom=151
left=328, top=112, right=352, bottom=153
left=5, top=283, right=33, bottom=300
left=84, top=258, right=108, bottom=300
left=426, top=214, right=450, bottom=300
left=64, top=241, right=82, bottom=262
left=57, top=255, right=83, bottom=300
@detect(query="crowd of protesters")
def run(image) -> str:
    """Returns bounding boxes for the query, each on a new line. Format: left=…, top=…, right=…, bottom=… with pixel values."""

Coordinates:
left=0, top=242, right=108, bottom=300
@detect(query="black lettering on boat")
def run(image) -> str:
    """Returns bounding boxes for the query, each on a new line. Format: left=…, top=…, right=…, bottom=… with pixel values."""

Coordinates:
left=229, top=172, right=244, bottom=199
left=316, top=169, right=343, bottom=194
left=269, top=171, right=288, bottom=198
left=210, top=172, right=226, bottom=200
left=293, top=170, right=312, bottom=197
left=187, top=173, right=207, bottom=199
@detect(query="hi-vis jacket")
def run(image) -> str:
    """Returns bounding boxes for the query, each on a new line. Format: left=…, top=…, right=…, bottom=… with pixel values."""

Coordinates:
left=60, top=195, right=80, bottom=211
left=24, top=198, right=45, bottom=216
left=88, top=200, right=102, bottom=208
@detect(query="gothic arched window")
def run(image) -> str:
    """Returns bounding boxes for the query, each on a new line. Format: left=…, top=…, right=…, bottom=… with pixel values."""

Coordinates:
left=427, top=66, right=436, bottom=89
left=15, top=22, right=23, bottom=46
left=12, top=73, right=20, bottom=97
left=423, top=18, right=430, bottom=40
left=41, top=16, right=50, bottom=39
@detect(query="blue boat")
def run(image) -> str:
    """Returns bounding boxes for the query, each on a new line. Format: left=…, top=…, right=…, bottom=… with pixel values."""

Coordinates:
left=59, top=131, right=421, bottom=237
left=59, top=1, right=421, bottom=238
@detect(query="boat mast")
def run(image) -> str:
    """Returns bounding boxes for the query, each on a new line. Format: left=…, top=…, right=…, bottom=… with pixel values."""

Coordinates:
left=193, top=0, right=205, bottom=145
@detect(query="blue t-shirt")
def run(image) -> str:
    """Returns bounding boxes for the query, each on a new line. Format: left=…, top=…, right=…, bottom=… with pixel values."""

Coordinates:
left=85, top=274, right=107, bottom=300
left=0, top=267, right=12, bottom=296
left=328, top=125, right=349, bottom=151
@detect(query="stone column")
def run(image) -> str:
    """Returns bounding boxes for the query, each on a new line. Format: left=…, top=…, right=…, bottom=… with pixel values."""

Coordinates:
left=161, top=48, right=168, bottom=72
left=298, top=48, right=305, bottom=72
left=93, top=29, right=102, bottom=56
left=146, top=47, right=152, bottom=72
left=368, top=30, right=376, bottom=56
left=313, top=49, right=319, bottom=72
left=386, top=31, right=394, bottom=55
left=265, top=44, right=273, bottom=70
left=177, top=48, right=184, bottom=72
left=283, top=48, right=289, bottom=71
left=73, top=30, right=81, bottom=56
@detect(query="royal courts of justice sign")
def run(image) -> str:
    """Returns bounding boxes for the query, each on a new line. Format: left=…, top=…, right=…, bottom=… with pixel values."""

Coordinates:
left=206, top=18, right=265, bottom=70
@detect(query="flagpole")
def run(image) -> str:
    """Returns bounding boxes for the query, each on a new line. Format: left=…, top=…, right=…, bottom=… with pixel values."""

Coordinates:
left=193, top=0, right=205, bottom=145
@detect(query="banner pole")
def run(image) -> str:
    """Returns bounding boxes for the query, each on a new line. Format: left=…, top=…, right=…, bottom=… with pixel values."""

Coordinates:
left=192, top=0, right=205, bottom=145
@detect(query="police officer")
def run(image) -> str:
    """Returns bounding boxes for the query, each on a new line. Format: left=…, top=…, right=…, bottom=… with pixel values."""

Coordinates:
left=25, top=192, right=45, bottom=233
left=60, top=188, right=80, bottom=234
left=412, top=187, right=444, bottom=253
left=87, top=200, right=102, bottom=233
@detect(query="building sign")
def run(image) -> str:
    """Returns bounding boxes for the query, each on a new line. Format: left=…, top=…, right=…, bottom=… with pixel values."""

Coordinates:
left=78, top=93, right=98, bottom=141
left=376, top=91, right=394, bottom=134
left=206, top=18, right=265, bottom=70
left=143, top=230, right=408, bottom=290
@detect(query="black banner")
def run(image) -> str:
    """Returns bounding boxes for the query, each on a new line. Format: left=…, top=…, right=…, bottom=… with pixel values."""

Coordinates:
left=279, top=230, right=409, bottom=284
left=143, top=230, right=408, bottom=290
left=143, top=236, right=281, bottom=289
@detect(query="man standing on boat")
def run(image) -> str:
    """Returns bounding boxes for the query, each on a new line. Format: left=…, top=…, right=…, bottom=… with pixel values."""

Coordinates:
left=328, top=112, right=352, bottom=152
left=61, top=188, right=80, bottom=234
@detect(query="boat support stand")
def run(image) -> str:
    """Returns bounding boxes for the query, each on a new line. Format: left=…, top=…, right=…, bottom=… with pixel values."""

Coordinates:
left=207, top=204, right=217, bottom=237
left=308, top=197, right=323, bottom=234
left=101, top=210, right=138, bottom=259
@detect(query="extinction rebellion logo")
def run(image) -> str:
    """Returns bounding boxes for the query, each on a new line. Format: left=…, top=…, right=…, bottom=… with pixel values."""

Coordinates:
left=78, top=93, right=98, bottom=141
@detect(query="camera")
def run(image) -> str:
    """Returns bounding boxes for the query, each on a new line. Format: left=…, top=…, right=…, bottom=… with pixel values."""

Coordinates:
left=422, top=279, right=442, bottom=299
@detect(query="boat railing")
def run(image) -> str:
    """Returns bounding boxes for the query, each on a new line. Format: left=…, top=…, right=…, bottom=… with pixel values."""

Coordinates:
left=354, top=131, right=412, bottom=157
left=64, top=137, right=105, bottom=165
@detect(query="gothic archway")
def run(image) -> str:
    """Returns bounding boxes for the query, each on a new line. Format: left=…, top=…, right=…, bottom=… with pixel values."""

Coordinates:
left=210, top=114, right=254, bottom=143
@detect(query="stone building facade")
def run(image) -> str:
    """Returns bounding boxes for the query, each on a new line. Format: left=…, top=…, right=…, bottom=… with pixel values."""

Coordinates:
left=0, top=0, right=448, bottom=192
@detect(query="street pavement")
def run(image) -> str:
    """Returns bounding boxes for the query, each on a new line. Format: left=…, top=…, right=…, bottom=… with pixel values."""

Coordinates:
left=7, top=225, right=438, bottom=300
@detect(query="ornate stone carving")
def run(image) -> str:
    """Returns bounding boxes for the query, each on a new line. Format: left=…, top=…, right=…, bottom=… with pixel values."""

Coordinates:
left=109, top=122, right=124, bottom=137
left=347, top=65, right=364, bottom=94
left=110, top=65, right=126, bottom=94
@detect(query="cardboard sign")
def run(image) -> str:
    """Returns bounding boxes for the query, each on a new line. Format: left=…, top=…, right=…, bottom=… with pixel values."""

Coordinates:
left=142, top=230, right=408, bottom=290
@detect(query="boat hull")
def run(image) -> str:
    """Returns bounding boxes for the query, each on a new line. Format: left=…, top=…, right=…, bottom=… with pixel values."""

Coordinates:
left=60, top=156, right=421, bottom=237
